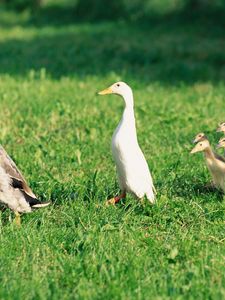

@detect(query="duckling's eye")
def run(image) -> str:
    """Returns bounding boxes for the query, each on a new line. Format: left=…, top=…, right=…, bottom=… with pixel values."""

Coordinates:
left=117, top=84, right=120, bottom=87
left=200, top=143, right=202, bottom=146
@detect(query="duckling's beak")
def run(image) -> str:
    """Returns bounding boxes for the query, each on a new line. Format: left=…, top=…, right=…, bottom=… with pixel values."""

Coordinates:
left=190, top=146, right=198, bottom=154
left=216, top=143, right=222, bottom=149
left=216, top=127, right=222, bottom=132
left=192, top=138, right=198, bottom=144
left=98, top=87, right=113, bottom=95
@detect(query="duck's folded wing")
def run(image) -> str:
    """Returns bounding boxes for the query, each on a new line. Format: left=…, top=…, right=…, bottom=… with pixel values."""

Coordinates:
left=0, top=146, right=36, bottom=198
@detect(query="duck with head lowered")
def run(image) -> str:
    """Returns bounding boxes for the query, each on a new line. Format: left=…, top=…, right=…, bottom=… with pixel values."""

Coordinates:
left=98, top=82, right=156, bottom=205
left=0, top=145, right=50, bottom=225
left=191, top=136, right=225, bottom=192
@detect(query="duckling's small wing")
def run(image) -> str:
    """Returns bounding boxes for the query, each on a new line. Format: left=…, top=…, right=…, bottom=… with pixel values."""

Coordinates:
left=0, top=146, right=36, bottom=198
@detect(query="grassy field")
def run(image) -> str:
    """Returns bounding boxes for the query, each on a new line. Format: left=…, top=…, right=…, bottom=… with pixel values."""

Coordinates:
left=0, top=2, right=225, bottom=299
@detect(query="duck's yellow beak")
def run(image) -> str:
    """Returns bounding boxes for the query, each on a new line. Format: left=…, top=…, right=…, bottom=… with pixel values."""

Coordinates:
left=98, top=87, right=113, bottom=95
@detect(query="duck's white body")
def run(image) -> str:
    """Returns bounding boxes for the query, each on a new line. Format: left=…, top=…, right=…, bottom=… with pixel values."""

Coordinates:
left=110, top=85, right=155, bottom=203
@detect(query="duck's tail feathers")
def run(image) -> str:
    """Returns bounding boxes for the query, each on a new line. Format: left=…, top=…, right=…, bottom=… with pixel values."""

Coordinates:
left=146, top=189, right=155, bottom=204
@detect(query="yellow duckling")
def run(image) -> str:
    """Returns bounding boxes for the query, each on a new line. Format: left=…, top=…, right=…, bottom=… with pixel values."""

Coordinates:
left=217, top=122, right=225, bottom=134
left=191, top=137, right=225, bottom=192
left=217, top=137, right=225, bottom=154
left=193, top=132, right=207, bottom=144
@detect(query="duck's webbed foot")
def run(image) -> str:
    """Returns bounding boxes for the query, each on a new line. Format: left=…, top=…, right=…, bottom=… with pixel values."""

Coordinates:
left=106, top=192, right=126, bottom=205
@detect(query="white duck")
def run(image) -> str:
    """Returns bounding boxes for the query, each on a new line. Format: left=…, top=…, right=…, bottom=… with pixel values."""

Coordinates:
left=98, top=81, right=156, bottom=204
left=0, top=145, right=50, bottom=225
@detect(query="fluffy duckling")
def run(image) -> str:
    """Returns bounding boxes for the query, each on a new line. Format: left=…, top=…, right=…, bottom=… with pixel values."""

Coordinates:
left=217, top=137, right=225, bottom=156
left=0, top=146, right=50, bottom=225
left=193, top=132, right=207, bottom=143
left=217, top=122, right=225, bottom=134
left=191, top=138, right=225, bottom=192
left=217, top=137, right=225, bottom=149
left=98, top=82, right=156, bottom=205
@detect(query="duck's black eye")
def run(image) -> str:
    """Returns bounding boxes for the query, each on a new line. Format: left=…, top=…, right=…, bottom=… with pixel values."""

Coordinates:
left=117, top=84, right=120, bottom=87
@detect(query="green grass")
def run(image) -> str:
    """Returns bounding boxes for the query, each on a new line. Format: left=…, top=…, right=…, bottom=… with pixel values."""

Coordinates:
left=0, top=2, right=225, bottom=299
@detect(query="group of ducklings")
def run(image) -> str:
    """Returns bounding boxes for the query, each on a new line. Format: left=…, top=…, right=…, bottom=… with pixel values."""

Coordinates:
left=191, top=122, right=225, bottom=192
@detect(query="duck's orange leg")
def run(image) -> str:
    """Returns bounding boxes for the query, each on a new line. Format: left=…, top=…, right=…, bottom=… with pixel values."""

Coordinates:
left=106, top=192, right=126, bottom=205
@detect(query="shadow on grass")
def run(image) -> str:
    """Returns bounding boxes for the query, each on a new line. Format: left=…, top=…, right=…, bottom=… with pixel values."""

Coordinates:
left=0, top=4, right=224, bottom=83
left=171, top=178, right=224, bottom=202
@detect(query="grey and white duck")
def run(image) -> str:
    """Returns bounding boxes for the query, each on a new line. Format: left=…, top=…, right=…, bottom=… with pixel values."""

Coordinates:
left=0, top=146, right=50, bottom=225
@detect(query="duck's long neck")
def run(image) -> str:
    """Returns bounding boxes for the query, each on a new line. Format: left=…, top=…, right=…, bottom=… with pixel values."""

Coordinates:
left=121, top=92, right=136, bottom=132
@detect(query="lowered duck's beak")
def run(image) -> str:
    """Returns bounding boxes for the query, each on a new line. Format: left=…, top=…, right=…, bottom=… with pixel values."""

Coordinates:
left=98, top=87, right=113, bottom=95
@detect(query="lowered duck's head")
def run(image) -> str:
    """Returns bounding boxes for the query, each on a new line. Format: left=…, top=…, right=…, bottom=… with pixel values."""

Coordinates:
left=98, top=82, right=133, bottom=105
left=217, top=122, right=225, bottom=133
left=191, top=139, right=210, bottom=154
left=217, top=137, right=225, bottom=149
left=193, top=132, right=206, bottom=144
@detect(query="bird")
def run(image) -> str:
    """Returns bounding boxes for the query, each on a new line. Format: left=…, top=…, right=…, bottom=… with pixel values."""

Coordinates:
left=217, top=137, right=225, bottom=149
left=0, top=145, right=50, bottom=225
left=217, top=122, right=225, bottom=156
left=217, top=137, right=225, bottom=155
left=98, top=81, right=156, bottom=205
left=190, top=137, right=225, bottom=192
left=193, top=132, right=207, bottom=143
left=217, top=122, right=225, bottom=134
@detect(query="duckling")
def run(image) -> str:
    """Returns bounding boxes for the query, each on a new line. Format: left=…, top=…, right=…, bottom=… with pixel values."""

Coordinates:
left=217, top=122, right=225, bottom=134
left=191, top=138, right=225, bottom=192
left=193, top=132, right=207, bottom=144
left=98, top=82, right=156, bottom=205
left=0, top=146, right=50, bottom=225
left=217, top=137, right=225, bottom=155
